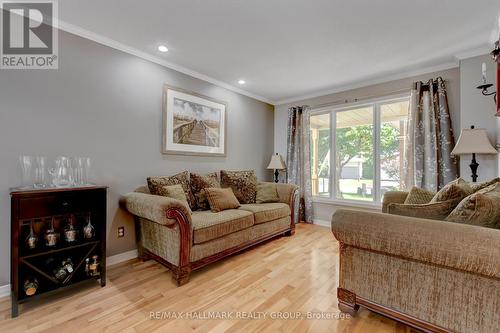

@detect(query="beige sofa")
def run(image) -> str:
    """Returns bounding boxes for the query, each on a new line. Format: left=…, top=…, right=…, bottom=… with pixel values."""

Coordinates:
left=122, top=182, right=299, bottom=286
left=331, top=191, right=500, bottom=333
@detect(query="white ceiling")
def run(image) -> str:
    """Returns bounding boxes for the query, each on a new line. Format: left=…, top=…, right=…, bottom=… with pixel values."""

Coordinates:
left=57, top=0, right=500, bottom=104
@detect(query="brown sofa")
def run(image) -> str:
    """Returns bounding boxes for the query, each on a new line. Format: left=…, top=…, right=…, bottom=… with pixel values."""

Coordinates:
left=331, top=191, right=500, bottom=333
left=122, top=182, right=299, bottom=286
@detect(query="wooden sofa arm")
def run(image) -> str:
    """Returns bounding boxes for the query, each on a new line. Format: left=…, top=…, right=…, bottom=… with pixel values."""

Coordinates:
left=120, top=192, right=192, bottom=227
left=382, top=190, right=408, bottom=213
left=120, top=192, right=193, bottom=285
left=331, top=209, right=500, bottom=280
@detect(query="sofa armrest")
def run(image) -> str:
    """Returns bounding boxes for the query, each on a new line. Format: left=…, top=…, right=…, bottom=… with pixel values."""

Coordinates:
left=331, top=209, right=500, bottom=279
left=382, top=191, right=408, bottom=213
left=120, top=192, right=192, bottom=227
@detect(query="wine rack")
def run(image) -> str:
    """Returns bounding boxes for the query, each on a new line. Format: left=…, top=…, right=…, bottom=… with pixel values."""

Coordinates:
left=10, top=186, right=107, bottom=317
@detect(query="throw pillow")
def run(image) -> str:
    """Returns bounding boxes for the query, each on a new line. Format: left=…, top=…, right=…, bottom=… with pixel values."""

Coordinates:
left=470, top=177, right=500, bottom=193
left=205, top=187, right=241, bottom=212
left=387, top=200, right=458, bottom=220
left=220, top=170, right=257, bottom=204
left=403, top=187, right=435, bottom=204
left=157, top=184, right=192, bottom=213
left=147, top=171, right=196, bottom=210
left=446, top=183, right=500, bottom=228
left=256, top=183, right=280, bottom=203
left=430, top=178, right=473, bottom=205
left=190, top=172, right=221, bottom=210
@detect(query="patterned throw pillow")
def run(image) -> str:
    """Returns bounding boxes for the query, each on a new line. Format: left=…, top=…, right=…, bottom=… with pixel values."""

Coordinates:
left=387, top=200, right=458, bottom=220
left=190, top=172, right=221, bottom=210
left=157, top=184, right=192, bottom=213
left=430, top=178, right=473, bottom=205
left=147, top=171, right=196, bottom=210
left=220, top=170, right=257, bottom=204
left=205, top=187, right=241, bottom=212
left=256, top=183, right=280, bottom=204
left=403, top=187, right=435, bottom=204
left=446, top=183, right=500, bottom=228
left=470, top=178, right=500, bottom=193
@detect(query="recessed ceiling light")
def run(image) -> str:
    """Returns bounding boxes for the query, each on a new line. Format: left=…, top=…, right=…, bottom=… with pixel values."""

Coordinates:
left=238, top=80, right=246, bottom=85
left=158, top=45, right=168, bottom=52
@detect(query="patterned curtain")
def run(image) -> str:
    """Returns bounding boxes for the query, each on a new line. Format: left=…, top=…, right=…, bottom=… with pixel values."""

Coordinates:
left=286, top=106, right=313, bottom=223
left=403, top=77, right=458, bottom=191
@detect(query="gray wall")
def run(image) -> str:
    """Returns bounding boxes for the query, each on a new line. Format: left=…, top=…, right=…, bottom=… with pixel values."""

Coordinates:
left=459, top=54, right=499, bottom=181
left=0, top=31, right=274, bottom=285
left=274, top=67, right=461, bottom=222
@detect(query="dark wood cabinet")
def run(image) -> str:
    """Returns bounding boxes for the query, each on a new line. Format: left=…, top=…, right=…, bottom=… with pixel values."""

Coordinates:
left=10, top=186, right=107, bottom=317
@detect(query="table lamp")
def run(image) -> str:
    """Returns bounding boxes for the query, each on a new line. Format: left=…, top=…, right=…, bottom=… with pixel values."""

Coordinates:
left=451, top=126, right=498, bottom=182
left=267, top=153, right=286, bottom=183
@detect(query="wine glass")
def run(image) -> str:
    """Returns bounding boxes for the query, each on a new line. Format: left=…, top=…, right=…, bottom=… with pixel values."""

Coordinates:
left=33, top=156, right=47, bottom=188
left=19, top=155, right=34, bottom=188
left=81, top=157, right=91, bottom=185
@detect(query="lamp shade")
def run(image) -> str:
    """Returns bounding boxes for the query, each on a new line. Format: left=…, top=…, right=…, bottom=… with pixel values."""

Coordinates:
left=451, top=128, right=497, bottom=155
left=267, top=154, right=286, bottom=170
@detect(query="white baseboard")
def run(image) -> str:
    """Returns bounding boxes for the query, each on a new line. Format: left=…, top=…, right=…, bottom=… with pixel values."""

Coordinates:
left=313, top=219, right=330, bottom=228
left=0, top=249, right=139, bottom=298
left=0, top=284, right=10, bottom=298
left=106, top=249, right=138, bottom=267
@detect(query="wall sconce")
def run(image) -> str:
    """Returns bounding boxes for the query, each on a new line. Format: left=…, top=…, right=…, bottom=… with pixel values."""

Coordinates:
left=476, top=81, right=496, bottom=103
left=476, top=36, right=499, bottom=106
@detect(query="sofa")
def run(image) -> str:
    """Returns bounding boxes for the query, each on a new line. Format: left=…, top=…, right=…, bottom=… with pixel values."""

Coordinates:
left=331, top=190, right=500, bottom=333
left=121, top=181, right=299, bottom=286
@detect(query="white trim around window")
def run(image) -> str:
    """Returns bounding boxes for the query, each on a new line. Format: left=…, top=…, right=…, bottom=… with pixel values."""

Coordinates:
left=309, top=92, right=410, bottom=208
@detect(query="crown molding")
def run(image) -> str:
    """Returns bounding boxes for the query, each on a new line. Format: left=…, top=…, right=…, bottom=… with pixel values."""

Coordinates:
left=274, top=61, right=460, bottom=105
left=32, top=18, right=495, bottom=107
left=57, top=20, right=274, bottom=105
left=454, top=45, right=492, bottom=60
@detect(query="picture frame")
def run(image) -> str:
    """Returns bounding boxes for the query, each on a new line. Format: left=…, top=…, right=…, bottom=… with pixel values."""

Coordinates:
left=162, top=85, right=227, bottom=156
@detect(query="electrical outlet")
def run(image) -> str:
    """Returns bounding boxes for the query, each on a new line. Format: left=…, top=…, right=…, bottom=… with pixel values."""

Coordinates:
left=118, top=226, right=125, bottom=238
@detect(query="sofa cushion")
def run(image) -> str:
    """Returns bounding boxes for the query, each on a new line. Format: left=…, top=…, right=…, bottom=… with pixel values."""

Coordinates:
left=430, top=178, right=473, bottom=205
left=220, top=170, right=257, bottom=204
left=239, top=203, right=291, bottom=224
left=256, top=183, right=280, bottom=204
left=205, top=187, right=241, bottom=212
left=470, top=177, right=500, bottom=193
left=190, top=172, right=220, bottom=210
left=446, top=183, right=500, bottom=228
left=157, top=184, right=191, bottom=213
left=404, top=187, right=435, bottom=205
left=190, top=216, right=291, bottom=262
left=387, top=200, right=458, bottom=220
left=147, top=171, right=196, bottom=210
left=191, top=209, right=254, bottom=244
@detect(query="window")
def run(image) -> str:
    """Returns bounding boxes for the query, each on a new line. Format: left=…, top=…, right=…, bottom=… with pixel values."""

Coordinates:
left=310, top=113, right=331, bottom=197
left=310, top=96, right=409, bottom=204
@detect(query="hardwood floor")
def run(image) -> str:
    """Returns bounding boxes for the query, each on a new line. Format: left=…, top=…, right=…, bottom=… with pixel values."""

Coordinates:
left=0, top=223, right=418, bottom=333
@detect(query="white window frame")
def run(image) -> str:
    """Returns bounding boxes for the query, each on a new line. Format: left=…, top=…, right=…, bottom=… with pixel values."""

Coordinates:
left=310, top=93, right=410, bottom=208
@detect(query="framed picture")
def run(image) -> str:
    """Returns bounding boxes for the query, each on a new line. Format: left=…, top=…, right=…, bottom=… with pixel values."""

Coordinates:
left=162, top=85, right=227, bottom=156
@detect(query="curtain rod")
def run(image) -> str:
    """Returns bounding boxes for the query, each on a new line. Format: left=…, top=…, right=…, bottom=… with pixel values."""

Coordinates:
left=310, top=79, right=448, bottom=110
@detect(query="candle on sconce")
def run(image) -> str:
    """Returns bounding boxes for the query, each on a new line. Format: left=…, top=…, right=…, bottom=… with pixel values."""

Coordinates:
left=482, top=62, right=487, bottom=83
left=498, top=16, right=500, bottom=41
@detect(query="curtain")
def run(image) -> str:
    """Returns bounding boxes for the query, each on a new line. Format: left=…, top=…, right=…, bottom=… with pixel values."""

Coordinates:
left=286, top=106, right=313, bottom=223
left=403, top=77, right=458, bottom=191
